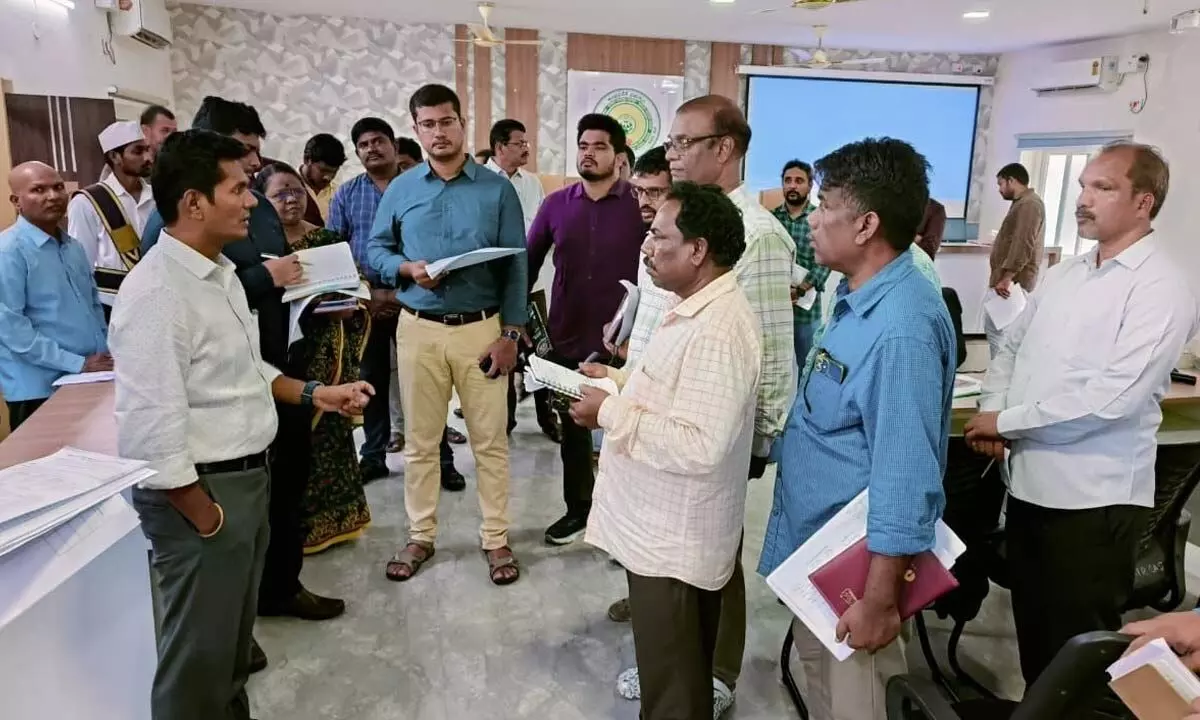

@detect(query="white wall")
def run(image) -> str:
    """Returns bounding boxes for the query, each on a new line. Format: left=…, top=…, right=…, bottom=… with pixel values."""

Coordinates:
left=0, top=0, right=172, bottom=103
left=983, top=30, right=1200, bottom=284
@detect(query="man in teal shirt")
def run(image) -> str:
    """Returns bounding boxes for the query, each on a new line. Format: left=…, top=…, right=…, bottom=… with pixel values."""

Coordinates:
left=772, top=159, right=830, bottom=366
left=0, top=162, right=109, bottom=429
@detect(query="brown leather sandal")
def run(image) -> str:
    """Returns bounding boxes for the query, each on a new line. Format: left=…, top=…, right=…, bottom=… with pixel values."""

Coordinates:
left=385, top=542, right=434, bottom=582
left=484, top=546, right=520, bottom=586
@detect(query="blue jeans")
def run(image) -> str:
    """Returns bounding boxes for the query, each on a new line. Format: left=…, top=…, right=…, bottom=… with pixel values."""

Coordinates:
left=794, top=320, right=816, bottom=371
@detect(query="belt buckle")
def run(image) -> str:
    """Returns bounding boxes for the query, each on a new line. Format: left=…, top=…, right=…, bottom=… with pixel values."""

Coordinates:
left=444, top=313, right=462, bottom=324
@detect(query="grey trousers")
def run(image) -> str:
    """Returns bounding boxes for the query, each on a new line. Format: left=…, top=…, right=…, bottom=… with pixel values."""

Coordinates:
left=133, top=467, right=270, bottom=720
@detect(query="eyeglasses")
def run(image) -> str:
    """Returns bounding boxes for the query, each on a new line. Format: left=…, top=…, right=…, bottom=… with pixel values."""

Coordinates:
left=662, top=134, right=725, bottom=153
left=632, top=186, right=668, bottom=201
left=505, top=140, right=530, bottom=149
left=416, top=117, right=461, bottom=133
left=269, top=188, right=307, bottom=202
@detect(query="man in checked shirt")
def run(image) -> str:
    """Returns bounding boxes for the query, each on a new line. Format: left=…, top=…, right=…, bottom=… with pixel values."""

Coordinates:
left=773, top=159, right=830, bottom=366
left=611, top=95, right=795, bottom=718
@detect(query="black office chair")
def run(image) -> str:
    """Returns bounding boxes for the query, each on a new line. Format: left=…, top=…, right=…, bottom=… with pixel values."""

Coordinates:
left=886, top=631, right=1132, bottom=720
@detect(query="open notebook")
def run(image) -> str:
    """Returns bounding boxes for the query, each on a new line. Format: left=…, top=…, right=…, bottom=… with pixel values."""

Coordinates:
left=527, top=356, right=618, bottom=400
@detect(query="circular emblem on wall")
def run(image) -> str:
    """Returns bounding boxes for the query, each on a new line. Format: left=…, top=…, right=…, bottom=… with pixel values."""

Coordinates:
left=595, top=88, right=661, bottom=154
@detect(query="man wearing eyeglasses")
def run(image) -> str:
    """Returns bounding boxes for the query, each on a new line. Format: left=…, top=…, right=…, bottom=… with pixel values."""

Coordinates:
left=485, top=119, right=544, bottom=232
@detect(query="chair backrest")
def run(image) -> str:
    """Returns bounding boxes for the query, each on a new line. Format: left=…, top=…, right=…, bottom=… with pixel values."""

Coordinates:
left=1011, top=631, right=1131, bottom=720
left=1141, top=443, right=1200, bottom=548
left=1125, top=443, right=1200, bottom=610
left=941, top=287, right=967, bottom=369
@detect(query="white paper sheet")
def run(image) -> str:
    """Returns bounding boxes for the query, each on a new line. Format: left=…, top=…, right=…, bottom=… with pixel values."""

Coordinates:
left=765, top=490, right=966, bottom=661
left=425, top=247, right=525, bottom=280
left=791, top=263, right=818, bottom=310
left=0, top=448, right=149, bottom=528
left=287, top=280, right=370, bottom=346
left=52, top=371, right=115, bottom=387
left=604, top=280, right=640, bottom=349
left=1108, top=637, right=1200, bottom=701
left=280, top=242, right=362, bottom=303
left=953, top=374, right=983, bottom=398
left=982, top=284, right=1027, bottom=331
left=527, top=356, right=619, bottom=399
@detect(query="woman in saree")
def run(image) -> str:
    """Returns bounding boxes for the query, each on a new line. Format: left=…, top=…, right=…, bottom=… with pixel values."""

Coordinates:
left=254, top=161, right=372, bottom=553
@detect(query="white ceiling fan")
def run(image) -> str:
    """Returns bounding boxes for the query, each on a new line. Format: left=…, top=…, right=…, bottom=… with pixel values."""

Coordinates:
left=755, top=0, right=866, bottom=15
left=781, top=25, right=887, bottom=68
left=457, top=2, right=542, bottom=48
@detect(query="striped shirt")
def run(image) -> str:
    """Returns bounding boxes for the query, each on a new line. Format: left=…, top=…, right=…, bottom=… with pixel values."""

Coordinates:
left=772, top=202, right=830, bottom=324
left=626, top=185, right=795, bottom=452
left=327, top=172, right=390, bottom=284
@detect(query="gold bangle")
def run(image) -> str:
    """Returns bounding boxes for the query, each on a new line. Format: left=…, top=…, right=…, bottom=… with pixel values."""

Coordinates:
left=198, top=502, right=225, bottom=539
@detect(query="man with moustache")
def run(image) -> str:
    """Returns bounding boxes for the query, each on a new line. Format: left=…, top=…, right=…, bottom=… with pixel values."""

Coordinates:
left=368, top=83, right=527, bottom=586
left=772, top=159, right=830, bottom=366
left=110, top=130, right=373, bottom=720
left=986, top=163, right=1044, bottom=357
left=615, top=95, right=795, bottom=717
left=966, top=143, right=1198, bottom=686
left=528, top=113, right=645, bottom=547
left=69, top=121, right=156, bottom=272
left=0, top=161, right=110, bottom=429
left=329, top=117, right=464, bottom=486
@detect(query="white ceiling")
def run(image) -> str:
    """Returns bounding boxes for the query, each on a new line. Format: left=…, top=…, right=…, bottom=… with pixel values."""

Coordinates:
left=187, top=0, right=1197, bottom=53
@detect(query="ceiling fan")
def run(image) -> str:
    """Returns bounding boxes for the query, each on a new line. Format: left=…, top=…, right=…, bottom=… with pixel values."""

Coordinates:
left=755, top=0, right=866, bottom=15
left=457, top=2, right=542, bottom=48
left=780, top=25, right=887, bottom=68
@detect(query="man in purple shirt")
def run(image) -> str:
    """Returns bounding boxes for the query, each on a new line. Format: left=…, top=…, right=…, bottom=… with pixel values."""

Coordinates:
left=527, top=113, right=646, bottom=546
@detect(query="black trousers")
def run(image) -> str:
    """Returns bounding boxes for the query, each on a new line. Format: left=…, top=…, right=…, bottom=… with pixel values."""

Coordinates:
left=627, top=570, right=724, bottom=720
left=258, top=402, right=312, bottom=609
left=6, top=398, right=46, bottom=431
left=550, top=353, right=594, bottom=519
left=359, top=314, right=397, bottom=465
left=1006, top=495, right=1146, bottom=685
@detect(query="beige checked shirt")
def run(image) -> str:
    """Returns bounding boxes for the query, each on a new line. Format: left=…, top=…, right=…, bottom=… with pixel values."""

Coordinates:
left=625, top=185, right=795, bottom=453
left=585, top=271, right=762, bottom=590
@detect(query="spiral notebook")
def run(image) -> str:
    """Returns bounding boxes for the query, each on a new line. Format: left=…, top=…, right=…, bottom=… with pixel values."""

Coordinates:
left=527, top=356, right=618, bottom=400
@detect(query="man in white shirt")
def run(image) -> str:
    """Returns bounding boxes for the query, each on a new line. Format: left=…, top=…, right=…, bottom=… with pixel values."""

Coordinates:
left=485, top=118, right=544, bottom=230
left=110, top=129, right=372, bottom=720
left=67, top=121, right=155, bottom=271
left=572, top=182, right=761, bottom=720
left=966, top=142, right=1199, bottom=686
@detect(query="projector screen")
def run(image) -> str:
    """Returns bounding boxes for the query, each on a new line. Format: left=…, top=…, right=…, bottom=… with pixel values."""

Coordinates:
left=745, top=74, right=981, bottom=218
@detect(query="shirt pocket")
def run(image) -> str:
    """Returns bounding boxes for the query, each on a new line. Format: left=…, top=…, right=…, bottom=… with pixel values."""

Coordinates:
left=802, top=351, right=854, bottom=433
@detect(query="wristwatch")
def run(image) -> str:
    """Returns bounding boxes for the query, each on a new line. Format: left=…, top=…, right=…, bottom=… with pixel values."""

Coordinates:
left=300, top=380, right=324, bottom=407
left=500, top=328, right=521, bottom=342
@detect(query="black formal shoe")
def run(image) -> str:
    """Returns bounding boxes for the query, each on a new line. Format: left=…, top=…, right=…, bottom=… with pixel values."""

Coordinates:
left=441, top=465, right=466, bottom=492
left=545, top=514, right=588, bottom=546
left=260, top=587, right=346, bottom=621
left=445, top=426, right=467, bottom=444
left=360, top=459, right=389, bottom=484
left=249, top=637, right=268, bottom=674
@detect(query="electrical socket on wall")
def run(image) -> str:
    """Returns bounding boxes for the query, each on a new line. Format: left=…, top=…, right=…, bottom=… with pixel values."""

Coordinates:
left=1118, top=53, right=1150, bottom=74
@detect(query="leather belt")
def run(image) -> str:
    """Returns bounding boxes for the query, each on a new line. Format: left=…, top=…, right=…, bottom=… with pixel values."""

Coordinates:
left=402, top=306, right=499, bottom=326
left=195, top=451, right=268, bottom=476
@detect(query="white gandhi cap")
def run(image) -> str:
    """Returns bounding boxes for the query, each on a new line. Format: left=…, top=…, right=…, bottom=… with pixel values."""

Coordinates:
left=98, top=121, right=146, bottom=154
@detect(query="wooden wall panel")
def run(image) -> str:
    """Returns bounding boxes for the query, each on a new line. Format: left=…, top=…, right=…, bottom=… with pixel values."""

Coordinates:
left=0, top=79, right=15, bottom=230
left=566, top=33, right=685, bottom=76
left=473, top=43, right=492, bottom=152
left=772, top=45, right=785, bottom=66
left=504, top=28, right=539, bottom=171
left=454, top=25, right=470, bottom=129
left=709, top=42, right=742, bottom=102
left=751, top=44, right=772, bottom=66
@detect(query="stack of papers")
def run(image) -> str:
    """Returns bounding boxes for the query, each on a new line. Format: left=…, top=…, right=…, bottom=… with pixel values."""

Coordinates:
left=765, top=490, right=966, bottom=661
left=791, top=263, right=818, bottom=311
left=280, top=242, right=362, bottom=303
left=287, top=280, right=371, bottom=346
left=0, top=448, right=154, bottom=559
left=953, top=374, right=983, bottom=398
left=52, top=371, right=114, bottom=387
left=982, top=284, right=1027, bottom=331
left=1109, top=637, right=1200, bottom=718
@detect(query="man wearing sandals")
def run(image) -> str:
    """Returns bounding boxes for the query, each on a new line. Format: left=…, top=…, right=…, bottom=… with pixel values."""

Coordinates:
left=571, top=182, right=760, bottom=720
left=367, top=84, right=527, bottom=586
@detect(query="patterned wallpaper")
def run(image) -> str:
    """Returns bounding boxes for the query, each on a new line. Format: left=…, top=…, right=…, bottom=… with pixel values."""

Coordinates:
left=536, top=31, right=569, bottom=175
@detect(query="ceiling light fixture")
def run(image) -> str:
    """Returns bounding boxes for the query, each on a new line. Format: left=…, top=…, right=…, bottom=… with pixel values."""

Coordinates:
left=46, top=0, right=76, bottom=8
left=710, top=0, right=737, bottom=4
left=962, top=10, right=990, bottom=19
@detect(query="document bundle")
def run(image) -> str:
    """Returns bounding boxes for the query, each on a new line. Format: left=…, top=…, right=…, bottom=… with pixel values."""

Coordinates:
left=1108, top=637, right=1200, bottom=719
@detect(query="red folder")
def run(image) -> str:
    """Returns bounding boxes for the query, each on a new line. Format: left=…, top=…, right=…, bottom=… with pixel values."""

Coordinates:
left=808, top=538, right=959, bottom=620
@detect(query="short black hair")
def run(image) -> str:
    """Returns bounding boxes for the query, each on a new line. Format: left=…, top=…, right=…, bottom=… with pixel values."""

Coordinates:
left=251, top=160, right=303, bottom=197
left=634, top=146, right=669, bottom=178
left=351, top=117, right=395, bottom=146
left=577, top=113, right=627, bottom=153
left=152, top=129, right=251, bottom=226
left=191, top=96, right=267, bottom=139
left=490, top=119, right=526, bottom=152
left=395, top=136, right=423, bottom=162
left=622, top=145, right=636, bottom=168
left=139, top=104, right=174, bottom=127
left=303, top=133, right=346, bottom=167
left=997, top=162, right=1030, bottom=185
left=814, top=137, right=930, bottom=253
left=782, top=159, right=812, bottom=181
left=409, top=84, right=462, bottom=119
left=665, top=181, right=746, bottom=269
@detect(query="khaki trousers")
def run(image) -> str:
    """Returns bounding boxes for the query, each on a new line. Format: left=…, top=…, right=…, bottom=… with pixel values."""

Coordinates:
left=791, top=617, right=908, bottom=720
left=396, top=312, right=510, bottom=550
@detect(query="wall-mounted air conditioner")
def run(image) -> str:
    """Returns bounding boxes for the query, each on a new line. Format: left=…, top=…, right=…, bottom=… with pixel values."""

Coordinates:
left=110, top=0, right=173, bottom=50
left=1031, top=56, right=1119, bottom=95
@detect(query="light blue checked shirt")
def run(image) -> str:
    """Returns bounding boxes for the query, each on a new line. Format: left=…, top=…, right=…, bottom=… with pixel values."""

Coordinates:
left=758, top=249, right=955, bottom=574
left=328, top=172, right=390, bottom=284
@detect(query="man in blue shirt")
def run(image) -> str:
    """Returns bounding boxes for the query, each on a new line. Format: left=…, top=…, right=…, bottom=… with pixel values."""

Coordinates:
left=368, top=84, right=528, bottom=586
left=759, top=138, right=955, bottom=720
left=0, top=161, right=110, bottom=429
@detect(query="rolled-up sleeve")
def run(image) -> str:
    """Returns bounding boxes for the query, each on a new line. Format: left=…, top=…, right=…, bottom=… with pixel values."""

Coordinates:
left=111, top=287, right=197, bottom=490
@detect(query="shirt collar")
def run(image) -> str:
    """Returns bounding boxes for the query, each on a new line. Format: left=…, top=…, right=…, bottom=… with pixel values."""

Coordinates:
left=1081, top=231, right=1158, bottom=271
left=421, top=156, right=479, bottom=182
left=772, top=201, right=815, bottom=221
left=568, top=178, right=631, bottom=201
left=835, top=249, right=917, bottom=317
left=485, top=158, right=524, bottom=180
left=16, top=215, right=63, bottom=247
left=669, top=270, right=740, bottom=320
left=160, top=231, right=237, bottom=284
left=102, top=172, right=153, bottom=206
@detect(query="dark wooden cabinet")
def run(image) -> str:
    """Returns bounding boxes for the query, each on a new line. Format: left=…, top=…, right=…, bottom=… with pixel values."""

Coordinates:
left=5, top=94, right=116, bottom=185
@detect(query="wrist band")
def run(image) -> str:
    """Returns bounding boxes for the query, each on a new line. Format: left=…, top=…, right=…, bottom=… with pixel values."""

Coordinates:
left=198, top=502, right=225, bottom=539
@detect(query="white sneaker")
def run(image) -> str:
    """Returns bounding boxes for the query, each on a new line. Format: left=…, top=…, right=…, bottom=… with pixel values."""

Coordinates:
left=712, top=678, right=735, bottom=718
left=616, top=666, right=641, bottom=700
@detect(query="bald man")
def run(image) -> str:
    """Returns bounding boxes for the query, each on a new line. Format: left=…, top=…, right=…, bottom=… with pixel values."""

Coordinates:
left=0, top=162, right=109, bottom=429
